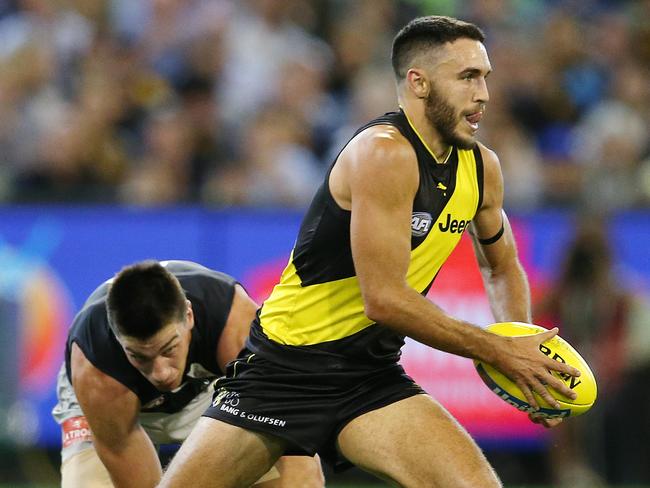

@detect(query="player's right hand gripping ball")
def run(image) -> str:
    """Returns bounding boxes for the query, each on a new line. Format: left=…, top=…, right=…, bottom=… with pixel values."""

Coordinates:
left=474, top=322, right=597, bottom=418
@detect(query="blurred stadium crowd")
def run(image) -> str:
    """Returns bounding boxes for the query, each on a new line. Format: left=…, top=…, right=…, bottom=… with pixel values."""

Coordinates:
left=0, top=1, right=650, bottom=486
left=0, top=0, right=648, bottom=211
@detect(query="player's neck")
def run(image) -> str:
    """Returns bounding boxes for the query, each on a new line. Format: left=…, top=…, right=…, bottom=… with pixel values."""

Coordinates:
left=399, top=100, right=451, bottom=162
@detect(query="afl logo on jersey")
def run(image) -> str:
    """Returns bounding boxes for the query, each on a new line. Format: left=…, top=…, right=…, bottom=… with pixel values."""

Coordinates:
left=411, top=212, right=433, bottom=237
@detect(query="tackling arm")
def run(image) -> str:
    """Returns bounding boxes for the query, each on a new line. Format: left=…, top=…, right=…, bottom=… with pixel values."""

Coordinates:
left=70, top=343, right=162, bottom=488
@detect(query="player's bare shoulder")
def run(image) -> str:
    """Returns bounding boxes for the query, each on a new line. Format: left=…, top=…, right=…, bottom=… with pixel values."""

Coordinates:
left=348, top=124, right=415, bottom=171
left=330, top=124, right=418, bottom=209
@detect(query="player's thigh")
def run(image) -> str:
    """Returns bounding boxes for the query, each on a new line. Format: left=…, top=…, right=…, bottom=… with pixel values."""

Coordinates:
left=61, top=447, right=114, bottom=488
left=258, top=455, right=325, bottom=488
left=336, top=394, right=502, bottom=488
left=160, top=417, right=287, bottom=488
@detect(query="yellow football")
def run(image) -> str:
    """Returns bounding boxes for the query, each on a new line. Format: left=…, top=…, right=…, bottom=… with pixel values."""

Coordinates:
left=474, top=322, right=597, bottom=418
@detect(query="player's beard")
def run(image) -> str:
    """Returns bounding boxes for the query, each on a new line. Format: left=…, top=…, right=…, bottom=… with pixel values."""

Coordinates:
left=424, top=84, right=476, bottom=150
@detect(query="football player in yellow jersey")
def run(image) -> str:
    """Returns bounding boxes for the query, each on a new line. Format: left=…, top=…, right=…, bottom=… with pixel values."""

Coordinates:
left=160, top=16, right=581, bottom=488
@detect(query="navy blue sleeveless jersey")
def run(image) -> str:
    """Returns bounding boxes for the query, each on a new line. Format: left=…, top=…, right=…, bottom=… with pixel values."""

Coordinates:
left=64, top=261, right=238, bottom=413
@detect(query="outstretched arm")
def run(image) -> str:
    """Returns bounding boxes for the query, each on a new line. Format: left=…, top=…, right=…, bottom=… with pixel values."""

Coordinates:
left=71, top=343, right=162, bottom=488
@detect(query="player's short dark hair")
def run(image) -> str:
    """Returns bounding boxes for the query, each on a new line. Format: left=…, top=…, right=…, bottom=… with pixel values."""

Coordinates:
left=391, top=16, right=485, bottom=80
left=106, top=261, right=187, bottom=339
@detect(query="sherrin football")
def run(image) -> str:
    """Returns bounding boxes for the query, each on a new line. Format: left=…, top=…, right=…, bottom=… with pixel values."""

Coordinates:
left=474, top=322, right=597, bottom=418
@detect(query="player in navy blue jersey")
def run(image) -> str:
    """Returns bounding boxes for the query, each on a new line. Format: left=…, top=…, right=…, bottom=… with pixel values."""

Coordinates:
left=52, top=260, right=323, bottom=488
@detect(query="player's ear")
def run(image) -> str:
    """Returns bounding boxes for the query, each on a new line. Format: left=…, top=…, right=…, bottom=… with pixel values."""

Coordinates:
left=406, top=68, right=429, bottom=98
left=185, top=300, right=195, bottom=330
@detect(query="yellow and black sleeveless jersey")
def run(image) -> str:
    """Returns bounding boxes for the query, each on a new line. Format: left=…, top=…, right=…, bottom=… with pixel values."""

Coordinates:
left=248, top=109, right=483, bottom=370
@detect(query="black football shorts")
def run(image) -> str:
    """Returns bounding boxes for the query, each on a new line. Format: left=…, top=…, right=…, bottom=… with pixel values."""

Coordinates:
left=203, top=348, right=424, bottom=470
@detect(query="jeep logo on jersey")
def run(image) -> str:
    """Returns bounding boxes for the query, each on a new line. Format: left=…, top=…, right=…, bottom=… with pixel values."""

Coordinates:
left=438, top=213, right=470, bottom=234
left=411, top=212, right=433, bottom=237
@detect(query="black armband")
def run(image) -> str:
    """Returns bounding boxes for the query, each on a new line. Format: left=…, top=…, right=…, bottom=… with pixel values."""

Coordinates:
left=477, top=221, right=505, bottom=245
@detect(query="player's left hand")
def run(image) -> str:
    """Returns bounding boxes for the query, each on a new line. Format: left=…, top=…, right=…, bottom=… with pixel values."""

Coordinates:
left=528, top=413, right=563, bottom=428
